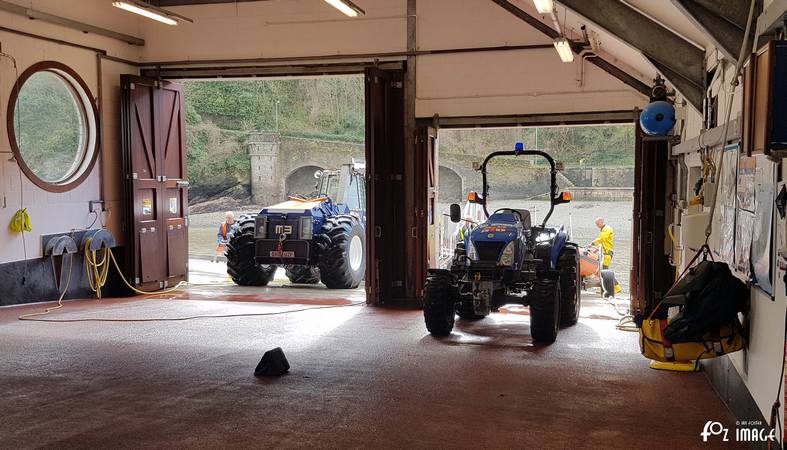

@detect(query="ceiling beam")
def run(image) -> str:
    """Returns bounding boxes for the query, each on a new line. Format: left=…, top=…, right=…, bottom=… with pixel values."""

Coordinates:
left=153, top=0, right=262, bottom=5
left=670, top=0, right=746, bottom=61
left=556, top=0, right=705, bottom=111
left=489, top=0, right=651, bottom=99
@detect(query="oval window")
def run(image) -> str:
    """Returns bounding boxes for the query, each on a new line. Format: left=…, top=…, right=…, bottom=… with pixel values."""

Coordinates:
left=7, top=61, right=98, bottom=192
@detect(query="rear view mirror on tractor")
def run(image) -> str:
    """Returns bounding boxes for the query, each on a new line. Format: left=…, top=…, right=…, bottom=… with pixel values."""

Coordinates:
left=449, top=203, right=461, bottom=223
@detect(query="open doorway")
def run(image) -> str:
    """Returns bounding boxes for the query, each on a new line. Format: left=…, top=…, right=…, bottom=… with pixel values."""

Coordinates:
left=434, top=124, right=635, bottom=301
left=181, top=75, right=366, bottom=292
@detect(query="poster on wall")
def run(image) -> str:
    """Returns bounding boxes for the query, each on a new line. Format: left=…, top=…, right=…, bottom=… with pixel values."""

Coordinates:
left=715, top=145, right=739, bottom=264
left=737, top=156, right=756, bottom=212
left=735, top=210, right=753, bottom=277
left=751, top=155, right=775, bottom=295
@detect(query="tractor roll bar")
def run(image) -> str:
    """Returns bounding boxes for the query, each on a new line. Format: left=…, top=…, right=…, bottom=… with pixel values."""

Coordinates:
left=479, top=150, right=560, bottom=227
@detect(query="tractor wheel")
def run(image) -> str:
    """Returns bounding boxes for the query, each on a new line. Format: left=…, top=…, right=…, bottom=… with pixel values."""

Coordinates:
left=318, top=215, right=365, bottom=289
left=226, top=216, right=277, bottom=286
left=529, top=280, right=561, bottom=344
left=423, top=270, right=457, bottom=336
left=285, top=265, right=320, bottom=284
left=557, top=243, right=582, bottom=326
left=456, top=298, right=486, bottom=320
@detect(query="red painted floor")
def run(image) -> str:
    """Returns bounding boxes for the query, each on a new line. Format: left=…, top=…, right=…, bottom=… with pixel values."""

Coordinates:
left=0, top=286, right=738, bottom=449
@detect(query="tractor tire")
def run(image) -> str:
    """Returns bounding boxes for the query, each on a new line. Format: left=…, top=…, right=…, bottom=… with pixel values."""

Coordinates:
left=557, top=243, right=582, bottom=326
left=318, top=215, right=365, bottom=289
left=226, top=217, right=277, bottom=286
left=529, top=280, right=561, bottom=344
left=285, top=265, right=320, bottom=284
left=456, top=298, right=486, bottom=320
left=423, top=271, right=457, bottom=336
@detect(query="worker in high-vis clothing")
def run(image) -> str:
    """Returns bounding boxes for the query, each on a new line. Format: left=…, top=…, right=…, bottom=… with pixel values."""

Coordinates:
left=591, top=217, right=621, bottom=297
left=592, top=217, right=615, bottom=268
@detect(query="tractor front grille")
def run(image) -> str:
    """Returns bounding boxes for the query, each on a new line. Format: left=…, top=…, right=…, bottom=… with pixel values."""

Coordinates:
left=474, top=242, right=507, bottom=262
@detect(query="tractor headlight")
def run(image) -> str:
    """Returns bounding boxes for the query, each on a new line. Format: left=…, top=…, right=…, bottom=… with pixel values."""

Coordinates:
left=299, top=217, right=313, bottom=240
left=466, top=241, right=478, bottom=261
left=498, top=241, right=515, bottom=266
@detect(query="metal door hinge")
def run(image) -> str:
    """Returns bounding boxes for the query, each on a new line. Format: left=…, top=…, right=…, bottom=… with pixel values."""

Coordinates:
left=159, top=281, right=164, bottom=288
left=131, top=172, right=138, bottom=180
left=135, top=277, right=140, bottom=285
left=375, top=226, right=382, bottom=237
left=411, top=227, right=417, bottom=238
left=157, top=176, right=168, bottom=182
left=129, top=83, right=136, bottom=90
left=391, top=81, right=403, bottom=88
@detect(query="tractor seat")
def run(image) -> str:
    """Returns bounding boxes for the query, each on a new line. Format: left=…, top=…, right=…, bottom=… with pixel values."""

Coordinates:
left=492, top=208, right=532, bottom=228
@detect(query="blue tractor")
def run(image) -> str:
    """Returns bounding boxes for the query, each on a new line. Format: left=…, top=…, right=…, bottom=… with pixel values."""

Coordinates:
left=225, top=162, right=366, bottom=289
left=423, top=144, right=581, bottom=343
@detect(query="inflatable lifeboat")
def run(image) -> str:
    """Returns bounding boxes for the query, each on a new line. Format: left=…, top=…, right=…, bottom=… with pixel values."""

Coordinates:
left=579, top=246, right=601, bottom=278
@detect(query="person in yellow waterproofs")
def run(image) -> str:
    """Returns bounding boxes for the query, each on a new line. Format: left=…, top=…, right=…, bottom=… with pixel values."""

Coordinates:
left=591, top=217, right=622, bottom=297
left=592, top=217, right=615, bottom=268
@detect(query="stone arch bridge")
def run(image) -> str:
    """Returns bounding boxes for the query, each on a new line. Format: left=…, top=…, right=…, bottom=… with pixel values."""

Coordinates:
left=248, top=133, right=634, bottom=205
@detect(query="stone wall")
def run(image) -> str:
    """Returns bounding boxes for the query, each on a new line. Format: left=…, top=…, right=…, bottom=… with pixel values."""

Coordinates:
left=249, top=133, right=364, bottom=204
left=249, top=132, right=635, bottom=205
left=563, top=167, right=635, bottom=188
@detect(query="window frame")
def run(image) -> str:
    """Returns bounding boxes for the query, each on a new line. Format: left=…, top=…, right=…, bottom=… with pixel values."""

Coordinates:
left=6, top=61, right=99, bottom=193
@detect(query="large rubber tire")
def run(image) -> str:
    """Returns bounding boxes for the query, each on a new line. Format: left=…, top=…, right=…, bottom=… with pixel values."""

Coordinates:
left=318, top=215, right=365, bottom=289
left=285, top=265, right=320, bottom=284
left=423, top=271, right=457, bottom=336
left=529, top=280, right=561, bottom=344
left=558, top=243, right=582, bottom=327
left=225, top=216, right=277, bottom=286
left=456, top=298, right=486, bottom=320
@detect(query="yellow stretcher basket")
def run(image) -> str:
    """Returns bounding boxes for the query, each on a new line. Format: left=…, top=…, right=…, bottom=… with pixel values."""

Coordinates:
left=639, top=244, right=747, bottom=363
left=640, top=318, right=746, bottom=363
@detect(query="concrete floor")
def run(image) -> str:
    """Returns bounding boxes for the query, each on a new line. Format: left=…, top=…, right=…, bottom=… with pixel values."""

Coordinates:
left=0, top=264, right=738, bottom=449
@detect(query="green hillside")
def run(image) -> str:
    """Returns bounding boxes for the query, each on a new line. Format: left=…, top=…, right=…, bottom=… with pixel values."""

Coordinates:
left=183, top=77, right=635, bottom=199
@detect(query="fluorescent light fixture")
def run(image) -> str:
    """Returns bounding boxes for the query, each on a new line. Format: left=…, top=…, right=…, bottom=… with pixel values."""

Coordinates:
left=553, top=37, right=575, bottom=63
left=532, top=0, right=554, bottom=14
left=323, top=0, right=365, bottom=17
left=112, top=0, right=193, bottom=26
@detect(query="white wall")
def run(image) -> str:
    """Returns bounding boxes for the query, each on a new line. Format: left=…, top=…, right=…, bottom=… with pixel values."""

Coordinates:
left=0, top=1, right=141, bottom=264
left=132, top=0, right=648, bottom=118
left=138, top=0, right=406, bottom=61
left=681, top=54, right=785, bottom=427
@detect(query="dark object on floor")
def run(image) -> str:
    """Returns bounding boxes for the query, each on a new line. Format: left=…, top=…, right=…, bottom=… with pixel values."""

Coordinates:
left=254, top=347, right=290, bottom=376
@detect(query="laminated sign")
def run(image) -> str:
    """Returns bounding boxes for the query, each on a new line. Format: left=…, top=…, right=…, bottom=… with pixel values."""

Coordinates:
left=142, top=198, right=152, bottom=215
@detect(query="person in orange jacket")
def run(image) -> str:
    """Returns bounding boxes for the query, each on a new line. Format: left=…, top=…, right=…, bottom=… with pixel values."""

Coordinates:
left=214, top=211, right=235, bottom=263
